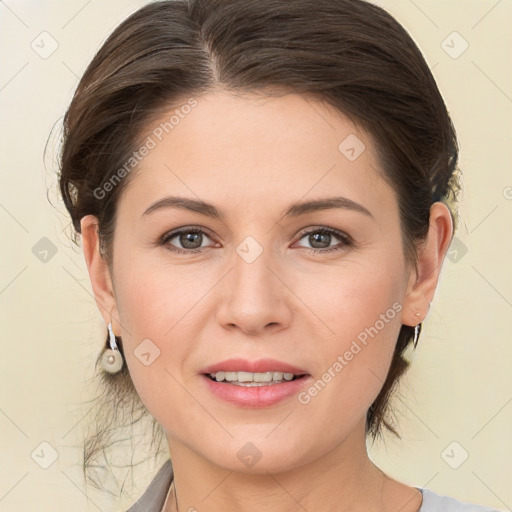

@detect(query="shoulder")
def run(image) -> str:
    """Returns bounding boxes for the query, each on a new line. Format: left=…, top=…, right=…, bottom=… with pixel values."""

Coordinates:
left=418, top=487, right=503, bottom=512
left=125, top=459, right=173, bottom=512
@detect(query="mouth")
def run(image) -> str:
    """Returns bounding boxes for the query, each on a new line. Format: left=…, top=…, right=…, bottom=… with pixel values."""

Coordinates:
left=199, top=358, right=311, bottom=406
left=205, top=371, right=309, bottom=387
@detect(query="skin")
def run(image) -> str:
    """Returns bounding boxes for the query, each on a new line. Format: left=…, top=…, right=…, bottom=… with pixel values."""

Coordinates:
left=81, top=89, right=453, bottom=512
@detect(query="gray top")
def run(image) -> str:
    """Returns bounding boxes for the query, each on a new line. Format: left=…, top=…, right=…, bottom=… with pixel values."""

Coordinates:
left=126, top=459, right=501, bottom=512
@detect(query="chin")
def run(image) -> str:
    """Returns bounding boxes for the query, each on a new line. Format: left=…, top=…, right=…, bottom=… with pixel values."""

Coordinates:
left=198, top=437, right=317, bottom=476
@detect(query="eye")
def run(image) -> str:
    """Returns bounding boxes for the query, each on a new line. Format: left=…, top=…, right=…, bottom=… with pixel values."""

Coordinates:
left=160, top=226, right=353, bottom=255
left=161, top=227, right=217, bottom=254
left=294, top=227, right=353, bottom=254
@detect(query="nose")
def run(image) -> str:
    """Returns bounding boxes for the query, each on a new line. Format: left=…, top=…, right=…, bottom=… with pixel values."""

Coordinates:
left=215, top=245, right=292, bottom=336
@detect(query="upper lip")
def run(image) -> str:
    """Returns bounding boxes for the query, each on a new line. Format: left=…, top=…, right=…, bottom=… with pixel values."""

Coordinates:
left=201, top=358, right=308, bottom=375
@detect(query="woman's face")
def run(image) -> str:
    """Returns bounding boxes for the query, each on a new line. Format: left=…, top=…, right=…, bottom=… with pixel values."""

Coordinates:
left=84, top=90, right=437, bottom=474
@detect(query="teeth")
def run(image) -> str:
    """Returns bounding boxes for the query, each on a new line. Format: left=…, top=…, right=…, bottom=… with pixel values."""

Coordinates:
left=210, top=371, right=297, bottom=383
left=237, top=371, right=255, bottom=382
left=212, top=371, right=225, bottom=381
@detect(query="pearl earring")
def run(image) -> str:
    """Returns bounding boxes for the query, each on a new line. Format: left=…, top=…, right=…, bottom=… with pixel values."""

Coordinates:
left=101, top=322, right=124, bottom=374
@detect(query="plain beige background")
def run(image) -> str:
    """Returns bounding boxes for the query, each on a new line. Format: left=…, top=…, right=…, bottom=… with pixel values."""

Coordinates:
left=0, top=0, right=511, bottom=510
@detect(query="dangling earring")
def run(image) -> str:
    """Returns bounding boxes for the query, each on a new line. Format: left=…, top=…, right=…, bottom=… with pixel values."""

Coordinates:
left=101, top=322, right=124, bottom=374
left=412, top=322, right=421, bottom=349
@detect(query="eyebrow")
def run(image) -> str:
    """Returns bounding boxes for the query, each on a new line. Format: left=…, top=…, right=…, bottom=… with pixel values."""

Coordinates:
left=141, top=195, right=373, bottom=220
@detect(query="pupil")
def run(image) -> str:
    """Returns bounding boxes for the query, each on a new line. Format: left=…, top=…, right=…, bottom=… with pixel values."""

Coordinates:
left=181, top=232, right=201, bottom=249
left=311, top=232, right=330, bottom=248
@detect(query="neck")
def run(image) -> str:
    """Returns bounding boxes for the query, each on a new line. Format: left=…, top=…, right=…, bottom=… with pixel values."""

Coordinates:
left=163, top=419, right=421, bottom=512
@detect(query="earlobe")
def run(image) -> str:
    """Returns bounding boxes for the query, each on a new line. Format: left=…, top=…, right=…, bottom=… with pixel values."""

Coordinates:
left=401, top=202, right=454, bottom=326
left=80, top=215, right=119, bottom=329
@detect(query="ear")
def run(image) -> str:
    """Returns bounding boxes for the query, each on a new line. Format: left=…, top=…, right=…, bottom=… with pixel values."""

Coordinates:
left=401, top=202, right=454, bottom=326
left=80, top=215, right=121, bottom=335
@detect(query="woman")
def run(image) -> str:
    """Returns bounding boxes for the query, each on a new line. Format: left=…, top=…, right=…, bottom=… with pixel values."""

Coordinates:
left=57, top=0, right=499, bottom=511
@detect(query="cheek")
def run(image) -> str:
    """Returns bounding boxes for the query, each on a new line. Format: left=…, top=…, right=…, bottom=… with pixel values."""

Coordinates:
left=306, top=255, right=405, bottom=346
left=114, top=248, right=210, bottom=341
left=299, top=256, right=405, bottom=409
left=110, top=254, right=199, bottom=419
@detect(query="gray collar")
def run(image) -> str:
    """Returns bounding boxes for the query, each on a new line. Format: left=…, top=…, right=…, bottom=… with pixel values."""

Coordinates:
left=125, top=459, right=173, bottom=512
left=125, top=460, right=497, bottom=512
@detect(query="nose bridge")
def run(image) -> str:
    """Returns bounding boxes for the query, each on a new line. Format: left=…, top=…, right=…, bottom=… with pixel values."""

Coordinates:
left=231, top=234, right=278, bottom=305
left=216, top=232, right=290, bottom=333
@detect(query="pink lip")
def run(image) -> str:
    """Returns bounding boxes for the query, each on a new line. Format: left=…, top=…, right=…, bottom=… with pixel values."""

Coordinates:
left=201, top=374, right=312, bottom=408
left=201, top=358, right=308, bottom=375
left=200, top=358, right=311, bottom=408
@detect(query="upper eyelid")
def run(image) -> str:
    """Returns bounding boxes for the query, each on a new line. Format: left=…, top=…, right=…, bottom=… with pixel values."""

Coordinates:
left=296, top=226, right=349, bottom=238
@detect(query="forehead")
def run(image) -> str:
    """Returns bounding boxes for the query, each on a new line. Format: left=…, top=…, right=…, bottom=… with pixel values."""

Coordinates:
left=118, top=90, right=395, bottom=221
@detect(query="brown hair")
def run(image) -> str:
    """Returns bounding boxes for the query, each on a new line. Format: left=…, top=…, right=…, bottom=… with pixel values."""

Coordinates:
left=58, top=0, right=460, bottom=492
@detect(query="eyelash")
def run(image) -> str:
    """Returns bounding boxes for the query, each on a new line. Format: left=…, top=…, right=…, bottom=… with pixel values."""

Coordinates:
left=160, top=226, right=353, bottom=255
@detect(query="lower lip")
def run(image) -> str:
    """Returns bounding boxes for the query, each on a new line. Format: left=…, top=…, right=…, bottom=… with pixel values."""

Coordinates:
left=202, top=375, right=311, bottom=407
